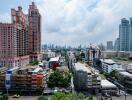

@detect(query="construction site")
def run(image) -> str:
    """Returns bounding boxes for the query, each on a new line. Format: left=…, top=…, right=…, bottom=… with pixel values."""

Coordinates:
left=0, top=66, right=47, bottom=95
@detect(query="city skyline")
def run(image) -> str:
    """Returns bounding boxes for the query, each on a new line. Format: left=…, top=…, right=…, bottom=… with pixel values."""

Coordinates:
left=1, top=0, right=132, bottom=46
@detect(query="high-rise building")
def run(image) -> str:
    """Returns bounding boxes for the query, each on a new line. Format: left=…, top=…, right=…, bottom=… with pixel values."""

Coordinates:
left=107, top=41, right=113, bottom=50
left=114, top=38, right=120, bottom=51
left=98, top=43, right=105, bottom=51
left=0, top=2, right=42, bottom=68
left=117, top=18, right=132, bottom=51
left=129, top=18, right=132, bottom=51
left=85, top=44, right=101, bottom=64
left=28, top=2, right=42, bottom=62
left=0, top=7, right=30, bottom=68
left=119, top=18, right=130, bottom=51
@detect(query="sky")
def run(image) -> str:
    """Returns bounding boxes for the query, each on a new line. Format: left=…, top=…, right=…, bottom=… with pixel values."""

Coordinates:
left=0, top=0, right=132, bottom=47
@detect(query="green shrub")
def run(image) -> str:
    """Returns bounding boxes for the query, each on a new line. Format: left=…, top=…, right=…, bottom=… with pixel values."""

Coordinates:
left=37, top=96, right=48, bottom=100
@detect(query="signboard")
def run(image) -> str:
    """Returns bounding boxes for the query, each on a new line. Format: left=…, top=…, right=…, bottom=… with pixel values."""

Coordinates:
left=5, top=72, right=11, bottom=89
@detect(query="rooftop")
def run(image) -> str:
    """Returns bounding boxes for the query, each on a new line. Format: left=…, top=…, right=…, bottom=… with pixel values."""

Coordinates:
left=74, top=63, right=91, bottom=73
left=32, top=67, right=42, bottom=73
left=49, top=57, right=59, bottom=62
left=101, top=59, right=115, bottom=64
left=119, top=71, right=132, bottom=78
left=101, top=80, right=117, bottom=88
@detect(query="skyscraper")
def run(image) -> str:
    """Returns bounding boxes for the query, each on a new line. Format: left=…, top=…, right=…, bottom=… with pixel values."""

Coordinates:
left=0, top=2, right=42, bottom=68
left=119, top=18, right=130, bottom=51
left=129, top=18, right=132, bottom=51
left=28, top=2, right=42, bottom=62
left=107, top=41, right=113, bottom=50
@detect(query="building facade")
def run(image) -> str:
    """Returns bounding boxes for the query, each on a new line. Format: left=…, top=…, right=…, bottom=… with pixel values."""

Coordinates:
left=73, top=63, right=101, bottom=91
left=85, top=44, right=101, bottom=64
left=100, top=59, right=123, bottom=73
left=107, top=41, right=113, bottom=50
left=28, top=2, right=42, bottom=62
left=119, top=18, right=130, bottom=51
left=116, top=18, right=132, bottom=52
left=0, top=2, right=41, bottom=68
left=114, top=38, right=120, bottom=51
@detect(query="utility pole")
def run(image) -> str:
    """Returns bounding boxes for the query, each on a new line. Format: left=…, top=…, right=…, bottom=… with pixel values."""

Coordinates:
left=124, top=78, right=126, bottom=100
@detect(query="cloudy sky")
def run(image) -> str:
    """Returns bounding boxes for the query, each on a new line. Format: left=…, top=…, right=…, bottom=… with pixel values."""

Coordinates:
left=0, top=0, right=132, bottom=47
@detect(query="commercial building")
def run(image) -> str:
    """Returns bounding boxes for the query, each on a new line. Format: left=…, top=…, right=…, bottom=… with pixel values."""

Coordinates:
left=73, top=62, right=101, bottom=91
left=107, top=41, right=113, bottom=50
left=100, top=59, right=123, bottom=73
left=0, top=67, right=45, bottom=93
left=119, top=18, right=129, bottom=51
left=115, top=18, right=132, bottom=51
left=0, top=2, right=42, bottom=68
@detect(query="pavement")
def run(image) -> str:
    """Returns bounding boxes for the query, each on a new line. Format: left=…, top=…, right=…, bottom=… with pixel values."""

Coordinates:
left=9, top=96, right=39, bottom=100
left=9, top=95, right=132, bottom=100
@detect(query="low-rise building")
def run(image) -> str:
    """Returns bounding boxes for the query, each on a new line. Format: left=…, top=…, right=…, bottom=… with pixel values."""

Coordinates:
left=101, top=79, right=118, bottom=95
left=115, top=70, right=132, bottom=93
left=49, top=57, right=60, bottom=69
left=101, top=59, right=123, bottom=73
left=0, top=67, right=45, bottom=93
left=73, top=62, right=101, bottom=91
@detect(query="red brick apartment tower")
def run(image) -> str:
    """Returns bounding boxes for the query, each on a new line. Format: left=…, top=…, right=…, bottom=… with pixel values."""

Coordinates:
left=0, top=7, right=29, bottom=68
left=28, top=2, right=42, bottom=62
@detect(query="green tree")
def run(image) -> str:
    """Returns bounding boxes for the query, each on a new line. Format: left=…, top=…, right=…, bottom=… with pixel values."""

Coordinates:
left=51, top=92, right=66, bottom=100
left=109, top=70, right=116, bottom=78
left=0, top=96, right=3, bottom=100
left=51, top=92, right=79, bottom=100
left=30, top=60, right=39, bottom=65
left=71, top=92, right=78, bottom=100
left=87, top=96, right=93, bottom=100
left=47, top=71, right=71, bottom=88
left=0, top=94, right=9, bottom=100
left=37, top=96, right=48, bottom=100
left=78, top=92, right=85, bottom=100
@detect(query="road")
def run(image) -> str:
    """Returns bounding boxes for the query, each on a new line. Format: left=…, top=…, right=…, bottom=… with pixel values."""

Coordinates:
left=9, top=96, right=51, bottom=100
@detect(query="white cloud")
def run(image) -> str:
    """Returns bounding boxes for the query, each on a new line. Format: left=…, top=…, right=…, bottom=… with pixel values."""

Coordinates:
left=0, top=13, right=10, bottom=23
left=1, top=0, right=132, bottom=46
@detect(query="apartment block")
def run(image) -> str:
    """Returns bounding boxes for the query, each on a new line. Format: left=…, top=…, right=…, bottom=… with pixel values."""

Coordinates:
left=0, top=2, right=42, bottom=68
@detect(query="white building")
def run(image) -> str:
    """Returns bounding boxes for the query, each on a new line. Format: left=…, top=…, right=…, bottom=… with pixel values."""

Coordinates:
left=101, top=59, right=123, bottom=73
left=101, top=80, right=118, bottom=94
